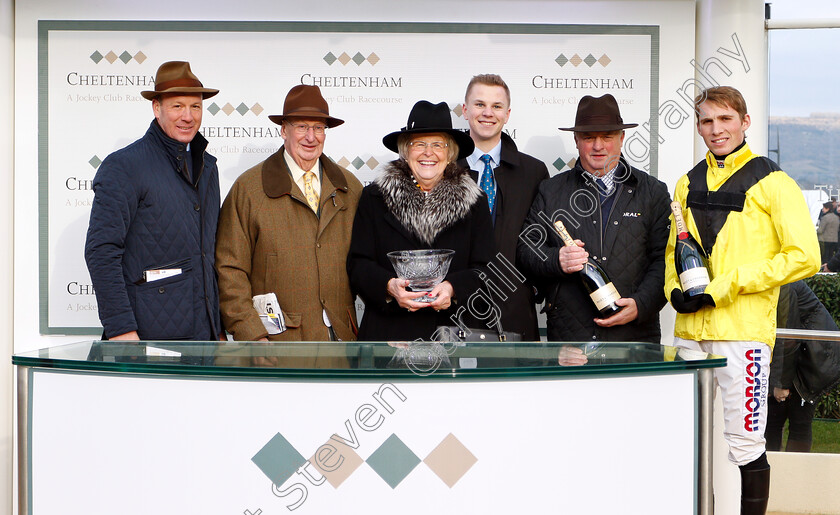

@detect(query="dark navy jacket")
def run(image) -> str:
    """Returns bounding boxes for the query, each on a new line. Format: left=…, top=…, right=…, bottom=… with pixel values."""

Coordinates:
left=85, top=120, right=221, bottom=340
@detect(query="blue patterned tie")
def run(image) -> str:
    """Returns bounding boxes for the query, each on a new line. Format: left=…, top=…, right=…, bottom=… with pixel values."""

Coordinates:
left=479, top=154, right=496, bottom=214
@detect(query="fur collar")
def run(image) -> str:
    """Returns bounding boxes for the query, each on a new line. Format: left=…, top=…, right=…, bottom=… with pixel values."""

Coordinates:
left=375, top=159, right=483, bottom=245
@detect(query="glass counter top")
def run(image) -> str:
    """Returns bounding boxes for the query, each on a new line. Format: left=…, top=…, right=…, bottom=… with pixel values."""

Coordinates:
left=12, top=340, right=726, bottom=379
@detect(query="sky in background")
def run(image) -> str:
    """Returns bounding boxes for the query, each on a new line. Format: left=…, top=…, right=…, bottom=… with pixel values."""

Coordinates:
left=768, top=0, right=840, bottom=116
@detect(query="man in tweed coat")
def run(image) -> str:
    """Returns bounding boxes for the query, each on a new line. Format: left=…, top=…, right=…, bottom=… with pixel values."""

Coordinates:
left=216, top=85, right=362, bottom=343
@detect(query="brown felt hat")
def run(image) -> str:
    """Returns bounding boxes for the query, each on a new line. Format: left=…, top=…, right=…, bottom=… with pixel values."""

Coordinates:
left=559, top=94, right=638, bottom=132
left=140, top=61, right=219, bottom=100
left=268, top=85, right=344, bottom=128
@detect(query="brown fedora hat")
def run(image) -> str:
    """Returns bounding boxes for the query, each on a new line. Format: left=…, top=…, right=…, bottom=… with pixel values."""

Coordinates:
left=140, top=61, right=219, bottom=100
left=268, top=85, right=344, bottom=128
left=559, top=94, right=638, bottom=132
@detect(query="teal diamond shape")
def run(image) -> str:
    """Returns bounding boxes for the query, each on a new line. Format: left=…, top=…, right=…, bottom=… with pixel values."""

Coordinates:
left=88, top=156, right=102, bottom=169
left=583, top=53, right=597, bottom=67
left=352, top=52, right=365, bottom=65
left=552, top=156, right=567, bottom=171
left=366, top=434, right=420, bottom=489
left=119, top=51, right=133, bottom=64
left=555, top=54, right=568, bottom=66
left=236, top=102, right=249, bottom=116
left=90, top=51, right=103, bottom=64
left=351, top=157, right=365, bottom=170
left=207, top=103, right=220, bottom=115
left=323, top=52, right=337, bottom=65
left=252, top=433, right=306, bottom=486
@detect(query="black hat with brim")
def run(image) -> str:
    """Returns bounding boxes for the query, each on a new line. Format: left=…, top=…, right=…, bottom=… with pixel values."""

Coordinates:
left=383, top=100, right=474, bottom=159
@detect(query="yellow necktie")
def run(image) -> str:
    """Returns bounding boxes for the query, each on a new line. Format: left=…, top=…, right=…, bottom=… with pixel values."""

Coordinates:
left=303, top=170, right=319, bottom=213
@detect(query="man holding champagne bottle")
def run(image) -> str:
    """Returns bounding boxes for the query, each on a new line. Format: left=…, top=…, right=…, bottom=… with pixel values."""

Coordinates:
left=664, top=86, right=819, bottom=514
left=517, top=94, right=670, bottom=344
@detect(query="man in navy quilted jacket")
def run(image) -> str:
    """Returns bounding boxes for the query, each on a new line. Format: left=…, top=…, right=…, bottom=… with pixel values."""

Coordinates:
left=84, top=61, right=223, bottom=341
left=517, top=94, right=671, bottom=345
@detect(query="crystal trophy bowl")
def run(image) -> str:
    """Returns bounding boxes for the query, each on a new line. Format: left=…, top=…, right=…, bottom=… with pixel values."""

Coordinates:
left=386, top=249, right=455, bottom=303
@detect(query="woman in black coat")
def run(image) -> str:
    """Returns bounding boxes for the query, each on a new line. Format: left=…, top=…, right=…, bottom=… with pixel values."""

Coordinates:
left=347, top=101, right=495, bottom=341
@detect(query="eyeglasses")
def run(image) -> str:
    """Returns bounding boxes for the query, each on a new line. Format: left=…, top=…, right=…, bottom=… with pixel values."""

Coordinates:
left=409, top=141, right=449, bottom=152
left=287, top=122, right=327, bottom=135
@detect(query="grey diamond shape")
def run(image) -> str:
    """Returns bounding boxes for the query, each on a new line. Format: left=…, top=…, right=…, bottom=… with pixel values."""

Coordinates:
left=323, top=52, right=337, bottom=65
left=366, top=434, right=420, bottom=489
left=90, top=51, right=103, bottom=64
left=352, top=52, right=366, bottom=65
left=207, top=103, right=220, bottom=115
left=351, top=157, right=365, bottom=170
left=236, top=102, right=250, bottom=116
left=555, top=54, right=568, bottom=67
left=88, top=156, right=102, bottom=169
left=552, top=156, right=567, bottom=171
left=584, top=54, right=597, bottom=67
left=119, top=51, right=133, bottom=64
left=252, top=433, right=307, bottom=486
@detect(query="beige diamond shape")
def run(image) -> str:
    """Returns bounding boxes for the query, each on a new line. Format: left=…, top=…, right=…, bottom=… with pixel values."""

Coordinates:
left=251, top=103, right=264, bottom=116
left=104, top=51, right=118, bottom=64
left=567, top=157, right=577, bottom=169
left=366, top=157, right=379, bottom=169
left=134, top=51, right=147, bottom=64
left=423, top=433, right=477, bottom=488
left=598, top=54, right=611, bottom=67
left=221, top=103, right=235, bottom=115
left=337, top=52, right=351, bottom=65
left=367, top=52, right=380, bottom=65
left=337, top=157, right=351, bottom=168
left=452, top=104, right=463, bottom=117
left=309, top=440, right=364, bottom=488
left=569, top=54, right=582, bottom=67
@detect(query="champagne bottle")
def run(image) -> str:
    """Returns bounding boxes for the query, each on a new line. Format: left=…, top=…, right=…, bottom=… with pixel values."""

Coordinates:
left=670, top=201, right=710, bottom=297
left=553, top=221, right=623, bottom=318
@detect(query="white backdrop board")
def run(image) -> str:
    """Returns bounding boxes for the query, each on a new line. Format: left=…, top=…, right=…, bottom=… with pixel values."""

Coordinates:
left=40, top=21, right=658, bottom=334
left=26, top=368, right=696, bottom=514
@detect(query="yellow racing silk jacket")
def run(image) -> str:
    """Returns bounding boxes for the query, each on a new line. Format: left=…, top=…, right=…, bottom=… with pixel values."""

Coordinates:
left=665, top=143, right=819, bottom=347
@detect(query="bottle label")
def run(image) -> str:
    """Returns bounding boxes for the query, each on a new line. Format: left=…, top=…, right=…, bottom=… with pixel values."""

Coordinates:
left=679, top=267, right=710, bottom=291
left=590, top=282, right=620, bottom=310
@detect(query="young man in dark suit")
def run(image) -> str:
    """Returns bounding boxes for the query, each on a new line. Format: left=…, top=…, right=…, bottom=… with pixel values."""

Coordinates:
left=458, top=74, right=549, bottom=340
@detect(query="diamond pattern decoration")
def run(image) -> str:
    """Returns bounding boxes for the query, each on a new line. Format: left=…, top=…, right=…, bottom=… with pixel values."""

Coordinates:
left=365, top=157, right=379, bottom=169
left=90, top=51, right=104, bottom=64
left=88, top=156, right=102, bottom=169
left=309, top=440, right=364, bottom=488
left=104, top=51, right=118, bottom=64
left=367, top=52, right=380, bottom=65
left=236, top=102, right=250, bottom=116
left=323, top=52, right=337, bottom=65
left=351, top=157, right=365, bottom=170
left=352, top=52, right=366, bottom=65
left=598, top=53, right=611, bottom=67
left=337, top=52, right=352, bottom=65
left=251, top=103, right=264, bottom=116
left=583, top=53, right=597, bottom=67
left=207, top=103, right=221, bottom=115
left=134, top=51, right=147, bottom=64
left=552, top=156, right=567, bottom=172
left=119, top=51, right=133, bottom=64
left=424, top=433, right=477, bottom=488
left=337, top=157, right=352, bottom=169
left=252, top=433, right=307, bottom=487
left=451, top=104, right=464, bottom=117
left=568, top=157, right=577, bottom=169
left=366, top=434, right=420, bottom=489
left=555, top=53, right=569, bottom=67
left=221, top=103, right=235, bottom=116
left=569, top=54, right=583, bottom=66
